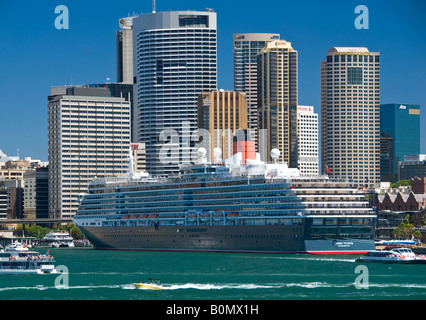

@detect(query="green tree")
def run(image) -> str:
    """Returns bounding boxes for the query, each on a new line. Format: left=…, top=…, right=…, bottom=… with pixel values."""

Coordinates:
left=393, top=215, right=415, bottom=239
left=390, top=180, right=411, bottom=188
left=70, top=225, right=84, bottom=240
left=25, top=225, right=51, bottom=239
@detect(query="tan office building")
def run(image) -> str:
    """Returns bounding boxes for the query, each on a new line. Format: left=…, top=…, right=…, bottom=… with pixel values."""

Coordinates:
left=320, top=47, right=380, bottom=187
left=258, top=40, right=298, bottom=164
left=197, top=90, right=248, bottom=161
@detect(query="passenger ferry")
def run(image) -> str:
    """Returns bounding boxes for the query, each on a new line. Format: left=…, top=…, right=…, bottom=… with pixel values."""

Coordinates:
left=356, top=248, right=426, bottom=264
left=0, top=247, right=56, bottom=274
left=74, top=144, right=377, bottom=254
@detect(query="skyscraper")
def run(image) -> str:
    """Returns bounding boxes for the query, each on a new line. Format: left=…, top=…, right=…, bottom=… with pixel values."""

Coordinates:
left=380, top=103, right=420, bottom=182
left=132, top=10, right=217, bottom=176
left=197, top=90, right=248, bottom=160
left=320, top=47, right=380, bottom=187
left=233, top=33, right=280, bottom=148
left=258, top=40, right=298, bottom=164
left=48, top=86, right=130, bottom=218
left=116, top=16, right=136, bottom=85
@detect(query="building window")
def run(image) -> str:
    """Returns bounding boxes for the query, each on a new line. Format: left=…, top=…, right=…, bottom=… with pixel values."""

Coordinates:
left=347, top=67, right=363, bottom=85
left=179, top=15, right=208, bottom=28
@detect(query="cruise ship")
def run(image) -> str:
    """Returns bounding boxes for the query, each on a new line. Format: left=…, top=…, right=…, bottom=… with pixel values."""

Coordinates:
left=74, top=143, right=376, bottom=254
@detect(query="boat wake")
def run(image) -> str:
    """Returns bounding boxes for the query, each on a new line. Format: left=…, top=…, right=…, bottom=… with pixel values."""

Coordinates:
left=251, top=255, right=357, bottom=263
left=125, top=281, right=426, bottom=291
left=125, top=282, right=345, bottom=290
left=2, top=281, right=425, bottom=293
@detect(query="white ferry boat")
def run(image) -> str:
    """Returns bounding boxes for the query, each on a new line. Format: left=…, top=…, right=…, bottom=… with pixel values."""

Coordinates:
left=74, top=145, right=377, bottom=254
left=5, top=241, right=30, bottom=252
left=356, top=248, right=426, bottom=264
left=0, top=249, right=56, bottom=274
left=43, top=231, right=74, bottom=248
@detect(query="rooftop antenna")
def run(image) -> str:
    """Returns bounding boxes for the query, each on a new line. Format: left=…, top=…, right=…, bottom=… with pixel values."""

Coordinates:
left=152, top=0, right=156, bottom=13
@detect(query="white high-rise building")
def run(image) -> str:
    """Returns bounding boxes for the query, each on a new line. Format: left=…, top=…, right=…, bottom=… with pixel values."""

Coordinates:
left=292, top=106, right=319, bottom=176
left=320, top=47, right=380, bottom=187
left=48, top=86, right=131, bottom=218
left=132, top=10, right=217, bottom=176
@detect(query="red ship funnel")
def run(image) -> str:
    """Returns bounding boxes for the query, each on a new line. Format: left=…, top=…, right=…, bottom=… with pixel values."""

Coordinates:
left=233, top=141, right=256, bottom=165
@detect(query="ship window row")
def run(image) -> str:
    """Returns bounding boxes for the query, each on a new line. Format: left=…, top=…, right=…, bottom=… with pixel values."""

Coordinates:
left=78, top=200, right=304, bottom=212
left=77, top=202, right=305, bottom=214
left=305, top=209, right=372, bottom=215
left=312, top=218, right=373, bottom=226
left=81, top=193, right=298, bottom=205
left=102, top=233, right=293, bottom=240
left=80, top=194, right=299, bottom=206
left=89, top=180, right=290, bottom=195
left=98, top=217, right=304, bottom=228
left=304, top=202, right=369, bottom=209
left=76, top=208, right=306, bottom=217
left=309, top=227, right=373, bottom=240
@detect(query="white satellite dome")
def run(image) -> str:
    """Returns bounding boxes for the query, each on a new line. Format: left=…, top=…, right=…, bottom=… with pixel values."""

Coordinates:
left=213, top=147, right=222, bottom=158
left=197, top=147, right=207, bottom=158
left=270, top=148, right=280, bottom=160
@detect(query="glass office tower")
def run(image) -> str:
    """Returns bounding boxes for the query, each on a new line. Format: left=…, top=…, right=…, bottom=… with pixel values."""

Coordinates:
left=132, top=10, right=217, bottom=176
left=233, top=33, right=280, bottom=149
left=380, top=103, right=420, bottom=182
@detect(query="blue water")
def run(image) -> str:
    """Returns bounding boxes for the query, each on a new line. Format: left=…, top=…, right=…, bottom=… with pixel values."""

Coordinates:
left=0, top=248, right=425, bottom=300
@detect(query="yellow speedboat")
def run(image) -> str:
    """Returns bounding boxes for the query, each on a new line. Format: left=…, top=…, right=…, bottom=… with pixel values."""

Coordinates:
left=133, top=278, right=165, bottom=290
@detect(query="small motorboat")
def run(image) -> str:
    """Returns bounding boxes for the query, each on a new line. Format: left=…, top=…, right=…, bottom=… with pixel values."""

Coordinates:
left=133, top=278, right=165, bottom=290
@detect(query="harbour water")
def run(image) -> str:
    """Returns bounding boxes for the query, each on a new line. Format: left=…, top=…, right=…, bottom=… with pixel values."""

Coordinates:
left=0, top=247, right=425, bottom=301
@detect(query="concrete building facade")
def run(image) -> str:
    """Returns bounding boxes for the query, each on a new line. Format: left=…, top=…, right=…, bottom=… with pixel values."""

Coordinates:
left=320, top=47, right=380, bottom=187
left=116, top=16, right=136, bottom=84
left=48, top=87, right=130, bottom=218
left=291, top=106, right=319, bottom=176
left=23, top=167, right=48, bottom=219
left=197, top=90, right=248, bottom=161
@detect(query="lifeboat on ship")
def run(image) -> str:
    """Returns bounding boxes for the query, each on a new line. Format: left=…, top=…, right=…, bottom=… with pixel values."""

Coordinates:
left=199, top=213, right=210, bottom=221
left=187, top=214, right=197, bottom=222
left=226, top=212, right=239, bottom=219
left=213, top=212, right=224, bottom=221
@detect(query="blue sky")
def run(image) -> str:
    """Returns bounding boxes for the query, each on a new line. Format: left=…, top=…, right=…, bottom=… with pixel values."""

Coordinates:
left=0, top=0, right=425, bottom=161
